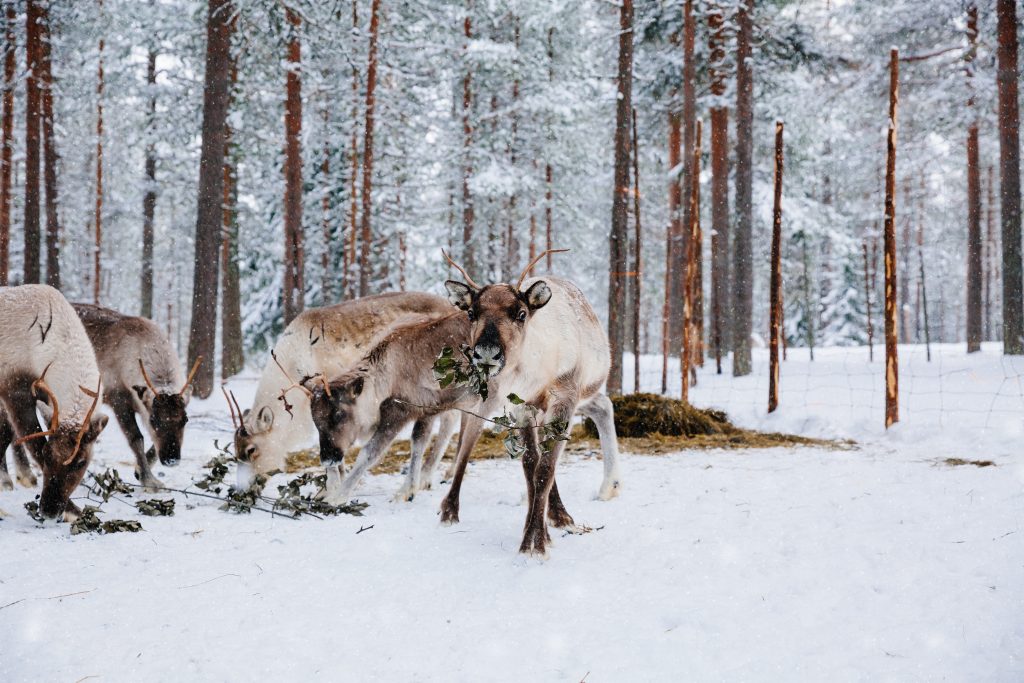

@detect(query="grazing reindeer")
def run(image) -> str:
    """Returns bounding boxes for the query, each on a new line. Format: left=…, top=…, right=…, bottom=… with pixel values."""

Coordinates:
left=441, top=251, right=621, bottom=556
left=72, top=303, right=200, bottom=490
left=232, top=292, right=456, bottom=487
left=0, top=285, right=108, bottom=519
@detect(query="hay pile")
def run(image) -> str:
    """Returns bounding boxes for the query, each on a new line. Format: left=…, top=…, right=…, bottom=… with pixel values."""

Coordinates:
left=281, top=393, right=847, bottom=474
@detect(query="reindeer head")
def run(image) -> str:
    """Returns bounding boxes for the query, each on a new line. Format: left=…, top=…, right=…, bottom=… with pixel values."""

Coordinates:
left=443, top=249, right=565, bottom=379
left=17, top=374, right=108, bottom=519
left=134, top=357, right=201, bottom=467
left=307, top=372, right=365, bottom=466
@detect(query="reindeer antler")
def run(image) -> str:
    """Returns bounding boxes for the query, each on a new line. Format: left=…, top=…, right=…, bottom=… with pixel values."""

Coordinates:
left=222, top=384, right=240, bottom=430
left=180, top=356, right=203, bottom=396
left=13, top=364, right=59, bottom=446
left=271, top=350, right=313, bottom=399
left=138, top=358, right=158, bottom=395
left=442, top=248, right=483, bottom=290
left=514, top=249, right=570, bottom=290
left=68, top=379, right=102, bottom=464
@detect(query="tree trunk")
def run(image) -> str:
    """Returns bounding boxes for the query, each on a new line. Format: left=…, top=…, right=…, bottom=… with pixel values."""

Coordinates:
left=708, top=3, right=730, bottom=370
left=504, top=16, right=521, bottom=282
left=460, top=4, right=475, bottom=282
left=768, top=122, right=783, bottom=414
left=545, top=27, right=554, bottom=271
left=344, top=0, right=359, bottom=300
left=38, top=2, right=58, bottom=289
left=23, top=0, right=41, bottom=285
left=681, top=0, right=697, bottom=365
left=666, top=105, right=683, bottom=357
left=863, top=240, right=874, bottom=361
left=357, top=0, right=381, bottom=296
left=917, top=189, right=931, bottom=362
left=607, top=0, right=633, bottom=396
left=631, top=107, right=642, bottom=393
left=965, top=4, right=982, bottom=353
left=732, top=0, right=755, bottom=376
left=997, top=0, right=1022, bottom=354
left=682, top=119, right=702, bottom=403
left=187, top=0, right=234, bottom=399
left=282, top=6, right=304, bottom=324
left=141, top=46, right=157, bottom=318
left=884, top=49, right=900, bottom=428
left=320, top=106, right=332, bottom=304
left=985, top=165, right=997, bottom=340
left=0, top=1, right=15, bottom=286
left=221, top=54, right=243, bottom=379
left=94, top=23, right=104, bottom=302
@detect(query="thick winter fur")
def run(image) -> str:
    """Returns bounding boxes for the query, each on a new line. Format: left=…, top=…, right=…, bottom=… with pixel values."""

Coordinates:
left=442, top=276, right=621, bottom=557
left=73, top=303, right=188, bottom=489
left=234, top=292, right=453, bottom=480
left=0, top=285, right=108, bottom=519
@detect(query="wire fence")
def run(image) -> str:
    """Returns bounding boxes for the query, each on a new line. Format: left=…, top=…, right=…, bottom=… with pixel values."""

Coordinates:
left=624, top=341, right=1024, bottom=438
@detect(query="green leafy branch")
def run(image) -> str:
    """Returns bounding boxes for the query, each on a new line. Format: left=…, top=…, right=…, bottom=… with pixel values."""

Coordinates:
left=433, top=345, right=489, bottom=401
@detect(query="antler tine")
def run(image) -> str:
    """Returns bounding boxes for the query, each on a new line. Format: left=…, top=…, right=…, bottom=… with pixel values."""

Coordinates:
left=514, top=248, right=570, bottom=290
left=138, top=358, right=159, bottom=395
left=14, top=364, right=59, bottom=445
left=228, top=390, right=244, bottom=426
left=69, top=379, right=102, bottom=464
left=441, top=248, right=482, bottom=290
left=222, top=384, right=239, bottom=430
left=180, top=356, right=204, bottom=396
left=271, top=350, right=312, bottom=397
left=316, top=373, right=332, bottom=398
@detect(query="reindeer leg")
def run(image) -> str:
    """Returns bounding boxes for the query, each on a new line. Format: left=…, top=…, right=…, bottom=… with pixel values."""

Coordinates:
left=394, top=415, right=434, bottom=502
left=110, top=391, right=159, bottom=490
left=440, top=412, right=486, bottom=525
left=421, top=410, right=458, bottom=490
left=12, top=442, right=37, bottom=489
left=325, top=400, right=410, bottom=505
left=0, top=416, right=15, bottom=491
left=577, top=392, right=622, bottom=500
left=520, top=396, right=578, bottom=557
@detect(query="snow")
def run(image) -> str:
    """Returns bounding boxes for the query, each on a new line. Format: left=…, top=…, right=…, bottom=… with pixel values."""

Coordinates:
left=1, top=343, right=1022, bottom=681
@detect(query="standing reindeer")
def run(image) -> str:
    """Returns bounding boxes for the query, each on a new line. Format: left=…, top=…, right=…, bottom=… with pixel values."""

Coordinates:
left=307, top=251, right=620, bottom=556
left=231, top=292, right=457, bottom=488
left=72, top=303, right=201, bottom=489
left=441, top=251, right=621, bottom=556
left=0, top=285, right=108, bottom=519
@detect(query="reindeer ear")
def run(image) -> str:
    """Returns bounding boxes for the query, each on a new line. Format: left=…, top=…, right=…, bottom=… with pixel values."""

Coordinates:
left=256, top=406, right=274, bottom=430
left=523, top=280, right=552, bottom=310
left=133, top=385, right=154, bottom=405
left=340, top=376, right=364, bottom=403
left=86, top=414, right=109, bottom=441
left=444, top=281, right=474, bottom=311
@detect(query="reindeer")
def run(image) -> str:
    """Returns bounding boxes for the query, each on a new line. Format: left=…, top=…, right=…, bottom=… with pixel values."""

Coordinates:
left=69, top=303, right=200, bottom=490
left=307, top=251, right=620, bottom=555
left=440, top=251, right=621, bottom=556
left=0, top=285, right=108, bottom=519
left=231, top=292, right=458, bottom=488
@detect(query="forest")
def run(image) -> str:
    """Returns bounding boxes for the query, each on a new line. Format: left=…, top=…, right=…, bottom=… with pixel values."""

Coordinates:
left=0, top=0, right=1020, bottom=399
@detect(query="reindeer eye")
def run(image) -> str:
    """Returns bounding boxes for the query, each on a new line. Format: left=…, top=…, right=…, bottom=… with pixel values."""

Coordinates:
left=517, top=310, right=527, bottom=322
left=467, top=309, right=476, bottom=322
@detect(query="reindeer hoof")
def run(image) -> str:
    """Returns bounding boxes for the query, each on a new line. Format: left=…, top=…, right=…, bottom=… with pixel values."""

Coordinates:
left=392, top=488, right=416, bottom=503
left=15, top=469, right=37, bottom=488
left=519, top=528, right=549, bottom=558
left=145, top=445, right=157, bottom=465
left=0, top=474, right=13, bottom=491
left=597, top=479, right=621, bottom=501
left=547, top=508, right=577, bottom=530
left=439, top=500, right=460, bottom=525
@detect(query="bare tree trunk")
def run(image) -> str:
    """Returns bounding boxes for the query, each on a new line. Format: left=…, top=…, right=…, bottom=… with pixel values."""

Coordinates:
left=357, top=0, right=381, bottom=296
left=732, top=0, right=755, bottom=376
left=768, top=122, right=783, bottom=414
left=708, top=3, right=730, bottom=371
left=221, top=55, right=242, bottom=379
left=545, top=27, right=554, bottom=271
left=666, top=105, right=682, bottom=357
left=965, top=5, right=982, bottom=352
left=997, top=0, right=1022, bottom=354
left=884, top=49, right=900, bottom=428
left=460, top=3, right=475, bottom=282
left=607, top=0, right=634, bottom=396
left=682, top=120, right=702, bottom=403
left=503, top=16, right=521, bottom=282
left=187, top=0, right=234, bottom=399
left=141, top=45, right=157, bottom=318
left=917, top=189, right=931, bottom=362
left=344, top=0, right=359, bottom=300
left=631, top=107, right=642, bottom=393
left=282, top=6, right=304, bottom=324
left=985, top=165, right=997, bottom=340
left=320, top=106, right=332, bottom=304
left=38, top=3, right=58, bottom=289
left=680, top=0, right=696, bottom=314
left=93, top=19, right=104, bottom=302
left=23, top=0, right=41, bottom=285
left=0, top=1, right=14, bottom=286
left=863, top=240, right=874, bottom=360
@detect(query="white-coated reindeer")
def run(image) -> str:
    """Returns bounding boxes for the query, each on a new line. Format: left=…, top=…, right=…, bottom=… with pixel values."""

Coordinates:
left=231, top=292, right=459, bottom=487
left=0, top=285, right=108, bottom=519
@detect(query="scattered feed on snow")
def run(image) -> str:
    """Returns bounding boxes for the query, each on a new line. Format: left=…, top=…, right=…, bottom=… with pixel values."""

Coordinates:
left=942, top=457, right=996, bottom=468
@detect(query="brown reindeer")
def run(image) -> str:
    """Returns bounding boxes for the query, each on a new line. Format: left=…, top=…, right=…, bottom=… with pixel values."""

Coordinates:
left=440, top=251, right=621, bottom=556
left=0, top=285, right=108, bottom=519
left=72, top=303, right=200, bottom=489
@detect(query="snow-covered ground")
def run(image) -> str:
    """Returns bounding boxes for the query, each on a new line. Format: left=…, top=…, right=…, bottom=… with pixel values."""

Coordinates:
left=2, top=343, right=1022, bottom=681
